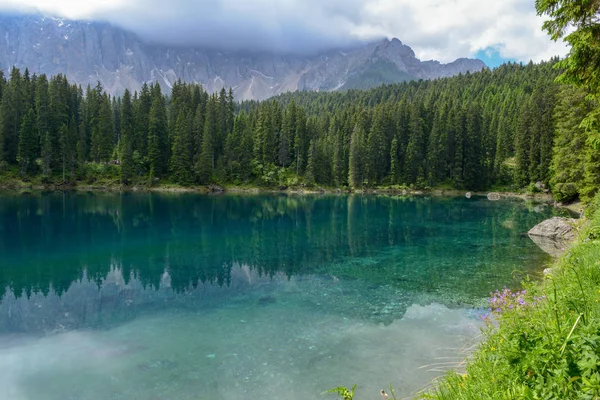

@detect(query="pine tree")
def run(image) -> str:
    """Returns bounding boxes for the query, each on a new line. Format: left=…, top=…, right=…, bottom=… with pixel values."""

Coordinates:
left=17, top=109, right=37, bottom=176
left=463, top=103, right=484, bottom=190
left=58, top=117, right=77, bottom=182
left=279, top=105, right=294, bottom=168
left=91, top=95, right=114, bottom=162
left=550, top=86, right=589, bottom=201
left=294, top=109, right=307, bottom=175
left=366, top=107, right=389, bottom=184
left=147, top=87, right=168, bottom=179
left=305, top=139, right=316, bottom=186
left=390, top=136, right=400, bottom=184
left=197, top=96, right=216, bottom=184
left=134, top=83, right=151, bottom=157
left=515, top=99, right=533, bottom=188
left=0, top=67, right=24, bottom=164
left=332, top=128, right=344, bottom=187
left=120, top=89, right=135, bottom=184
left=348, top=114, right=367, bottom=188
left=192, top=103, right=204, bottom=159
left=170, top=110, right=193, bottom=184
left=404, top=104, right=427, bottom=185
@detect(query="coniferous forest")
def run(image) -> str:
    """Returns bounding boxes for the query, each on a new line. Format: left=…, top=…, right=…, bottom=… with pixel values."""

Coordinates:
left=0, top=58, right=598, bottom=202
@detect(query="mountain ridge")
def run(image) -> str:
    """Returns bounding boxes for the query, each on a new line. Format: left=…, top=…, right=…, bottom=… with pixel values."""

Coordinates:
left=0, top=13, right=486, bottom=100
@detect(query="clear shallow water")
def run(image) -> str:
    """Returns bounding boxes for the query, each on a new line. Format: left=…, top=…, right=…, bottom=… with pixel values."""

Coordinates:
left=0, top=193, right=562, bottom=399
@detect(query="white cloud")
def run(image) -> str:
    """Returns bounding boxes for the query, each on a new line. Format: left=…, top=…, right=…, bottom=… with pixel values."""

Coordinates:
left=0, top=0, right=570, bottom=62
left=0, top=0, right=124, bottom=19
left=354, top=0, right=569, bottom=62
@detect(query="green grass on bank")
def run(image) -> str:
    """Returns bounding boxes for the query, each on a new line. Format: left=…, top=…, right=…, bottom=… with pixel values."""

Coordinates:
left=420, top=193, right=600, bottom=399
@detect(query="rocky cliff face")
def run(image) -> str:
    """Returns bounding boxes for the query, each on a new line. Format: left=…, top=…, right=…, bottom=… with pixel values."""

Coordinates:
left=0, top=14, right=486, bottom=100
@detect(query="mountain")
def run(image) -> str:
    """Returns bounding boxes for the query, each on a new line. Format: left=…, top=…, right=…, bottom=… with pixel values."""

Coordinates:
left=0, top=14, right=486, bottom=100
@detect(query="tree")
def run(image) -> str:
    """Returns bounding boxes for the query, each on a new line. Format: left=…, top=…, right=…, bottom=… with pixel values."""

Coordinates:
left=279, top=105, right=294, bottom=167
left=550, top=85, right=590, bottom=201
left=367, top=106, right=390, bottom=184
left=170, top=110, right=192, bottom=184
left=197, top=96, right=217, bottom=184
left=0, top=67, right=24, bottom=164
left=463, top=103, right=484, bottom=190
left=536, top=0, right=600, bottom=149
left=305, top=139, right=316, bottom=185
left=58, top=118, right=77, bottom=182
left=389, top=136, right=400, bottom=184
left=120, top=89, right=135, bottom=184
left=404, top=103, right=427, bottom=185
left=17, top=109, right=37, bottom=176
left=332, top=126, right=345, bottom=186
left=134, top=83, right=152, bottom=156
left=514, top=99, right=534, bottom=188
left=348, top=114, right=367, bottom=188
left=147, top=87, right=168, bottom=178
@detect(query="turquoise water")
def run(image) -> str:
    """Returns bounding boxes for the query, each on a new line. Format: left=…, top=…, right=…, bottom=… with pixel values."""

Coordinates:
left=0, top=193, right=561, bottom=399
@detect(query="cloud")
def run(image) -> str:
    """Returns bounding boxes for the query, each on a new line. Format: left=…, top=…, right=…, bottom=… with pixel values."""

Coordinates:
left=0, top=0, right=569, bottom=62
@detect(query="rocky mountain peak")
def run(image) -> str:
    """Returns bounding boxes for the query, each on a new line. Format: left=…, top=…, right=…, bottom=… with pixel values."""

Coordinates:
left=0, top=13, right=487, bottom=100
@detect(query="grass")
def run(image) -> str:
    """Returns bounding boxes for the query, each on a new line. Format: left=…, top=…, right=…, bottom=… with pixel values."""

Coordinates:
left=327, top=193, right=600, bottom=400
left=419, top=192, right=600, bottom=399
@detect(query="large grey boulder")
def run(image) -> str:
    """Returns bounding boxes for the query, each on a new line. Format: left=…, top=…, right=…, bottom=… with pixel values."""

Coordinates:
left=528, top=217, right=577, bottom=257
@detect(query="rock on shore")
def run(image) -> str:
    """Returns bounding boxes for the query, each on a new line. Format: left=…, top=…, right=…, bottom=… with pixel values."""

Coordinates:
left=528, top=217, right=577, bottom=257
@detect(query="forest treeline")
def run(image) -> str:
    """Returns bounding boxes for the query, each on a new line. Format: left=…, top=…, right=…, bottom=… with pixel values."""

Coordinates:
left=0, top=59, right=598, bottom=201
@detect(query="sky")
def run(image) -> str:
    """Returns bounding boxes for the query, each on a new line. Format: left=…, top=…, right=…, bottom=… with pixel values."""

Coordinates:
left=0, top=0, right=569, bottom=66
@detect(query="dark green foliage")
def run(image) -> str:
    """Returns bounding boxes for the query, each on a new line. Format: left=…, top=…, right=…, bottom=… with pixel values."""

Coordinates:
left=423, top=191, right=600, bottom=399
left=147, top=86, right=168, bottom=179
left=348, top=114, right=367, bottom=188
left=305, top=139, right=316, bottom=186
left=550, top=86, right=590, bottom=202
left=170, top=110, right=193, bottom=184
left=404, top=103, right=427, bottom=185
left=0, top=61, right=598, bottom=198
left=197, top=96, right=217, bottom=184
left=224, top=112, right=253, bottom=182
left=59, top=118, right=77, bottom=182
left=17, top=108, right=37, bottom=176
left=0, top=67, right=23, bottom=164
left=120, top=89, right=134, bottom=184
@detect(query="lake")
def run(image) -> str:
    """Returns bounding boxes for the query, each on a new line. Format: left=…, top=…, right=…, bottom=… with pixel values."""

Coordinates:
left=0, top=192, right=560, bottom=400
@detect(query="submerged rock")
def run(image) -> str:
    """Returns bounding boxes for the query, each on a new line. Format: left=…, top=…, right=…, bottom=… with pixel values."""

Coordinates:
left=258, top=295, right=276, bottom=305
left=528, top=217, right=577, bottom=257
left=209, top=184, right=224, bottom=193
left=137, top=359, right=178, bottom=371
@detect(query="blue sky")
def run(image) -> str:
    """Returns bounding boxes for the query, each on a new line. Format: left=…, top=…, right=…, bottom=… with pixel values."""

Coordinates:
left=475, top=47, right=515, bottom=68
left=0, top=0, right=570, bottom=64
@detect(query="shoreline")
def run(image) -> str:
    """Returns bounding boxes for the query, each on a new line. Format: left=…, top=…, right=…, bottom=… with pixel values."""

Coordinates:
left=0, top=182, right=557, bottom=202
left=421, top=194, right=600, bottom=398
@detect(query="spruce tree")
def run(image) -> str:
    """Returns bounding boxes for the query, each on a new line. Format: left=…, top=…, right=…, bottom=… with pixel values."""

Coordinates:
left=348, top=115, right=367, bottom=188
left=0, top=67, right=23, bottom=164
left=463, top=103, right=483, bottom=190
left=120, top=89, right=135, bottom=184
left=390, top=136, right=400, bottom=185
left=515, top=99, right=533, bottom=188
left=305, top=139, right=316, bottom=186
left=404, top=104, right=427, bottom=185
left=17, top=109, right=37, bottom=176
left=550, top=86, right=590, bottom=201
left=170, top=110, right=192, bottom=184
left=197, top=97, right=216, bottom=184
left=147, top=88, right=168, bottom=179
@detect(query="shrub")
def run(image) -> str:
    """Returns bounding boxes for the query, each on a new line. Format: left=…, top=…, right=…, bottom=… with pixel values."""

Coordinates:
left=553, top=182, right=579, bottom=203
left=421, top=192, right=600, bottom=400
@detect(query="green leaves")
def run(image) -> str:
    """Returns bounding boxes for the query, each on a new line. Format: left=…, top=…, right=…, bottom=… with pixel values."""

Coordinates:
left=326, top=385, right=357, bottom=400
